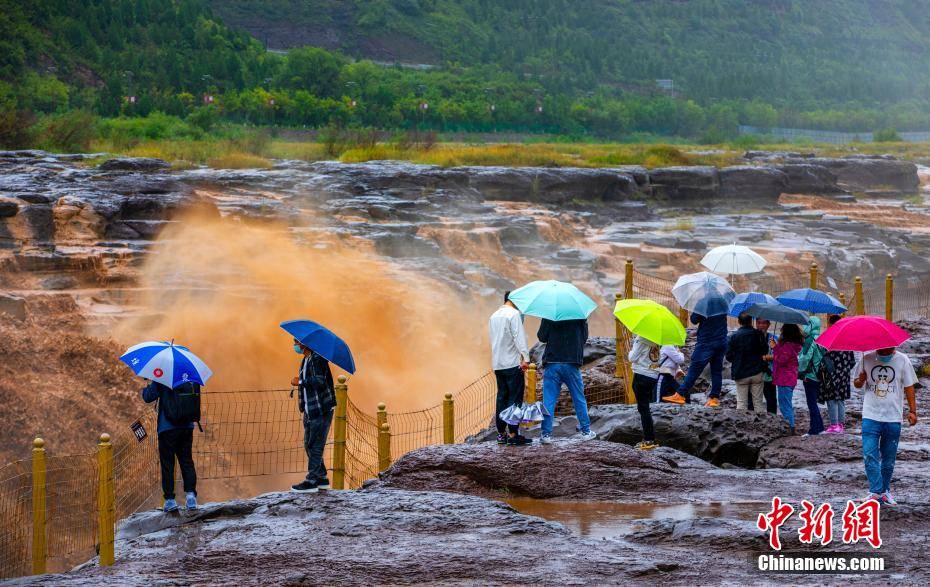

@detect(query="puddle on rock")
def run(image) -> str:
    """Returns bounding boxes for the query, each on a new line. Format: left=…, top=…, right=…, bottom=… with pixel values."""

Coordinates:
left=505, top=498, right=764, bottom=538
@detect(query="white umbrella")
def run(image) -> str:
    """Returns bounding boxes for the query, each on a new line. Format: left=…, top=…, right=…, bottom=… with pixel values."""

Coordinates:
left=700, top=244, right=766, bottom=275
left=672, top=271, right=736, bottom=317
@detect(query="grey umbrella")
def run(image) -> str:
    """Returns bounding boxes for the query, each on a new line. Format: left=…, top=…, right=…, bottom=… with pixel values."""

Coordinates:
left=744, top=302, right=809, bottom=325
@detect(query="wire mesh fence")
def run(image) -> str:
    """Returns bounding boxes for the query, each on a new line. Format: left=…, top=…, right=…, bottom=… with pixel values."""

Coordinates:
left=0, top=460, right=32, bottom=579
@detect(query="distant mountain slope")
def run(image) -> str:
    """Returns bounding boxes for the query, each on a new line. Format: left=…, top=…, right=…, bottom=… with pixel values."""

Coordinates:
left=212, top=0, right=930, bottom=107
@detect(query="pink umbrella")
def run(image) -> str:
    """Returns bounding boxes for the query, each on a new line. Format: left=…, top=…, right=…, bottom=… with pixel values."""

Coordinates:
left=816, top=315, right=910, bottom=351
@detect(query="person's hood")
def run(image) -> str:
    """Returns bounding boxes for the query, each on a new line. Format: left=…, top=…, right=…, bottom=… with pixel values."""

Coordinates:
left=801, top=316, right=821, bottom=351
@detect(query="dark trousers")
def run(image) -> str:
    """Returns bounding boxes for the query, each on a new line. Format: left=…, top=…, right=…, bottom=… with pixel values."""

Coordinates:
left=803, top=379, right=825, bottom=435
left=633, top=373, right=657, bottom=442
left=495, top=366, right=526, bottom=435
left=763, top=381, right=777, bottom=414
left=158, top=429, right=196, bottom=500
left=303, top=409, right=334, bottom=483
left=657, top=374, right=678, bottom=401
left=678, top=342, right=726, bottom=399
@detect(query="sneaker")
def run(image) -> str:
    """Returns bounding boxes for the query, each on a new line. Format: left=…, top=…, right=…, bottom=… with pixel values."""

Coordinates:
left=824, top=425, right=839, bottom=434
left=539, top=435, right=553, bottom=445
left=837, top=424, right=845, bottom=434
left=864, top=493, right=883, bottom=503
left=705, top=398, right=720, bottom=408
left=185, top=492, right=197, bottom=510
left=882, top=491, right=898, bottom=506
left=506, top=435, right=533, bottom=446
left=163, top=498, right=179, bottom=513
left=579, top=431, right=597, bottom=441
left=661, top=393, right=686, bottom=405
left=635, top=440, right=659, bottom=450
left=316, top=477, right=331, bottom=490
left=291, top=480, right=319, bottom=493
left=497, top=434, right=507, bottom=445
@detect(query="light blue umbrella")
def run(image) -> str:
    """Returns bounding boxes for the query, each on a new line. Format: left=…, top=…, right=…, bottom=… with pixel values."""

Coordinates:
left=120, top=341, right=213, bottom=388
left=729, top=292, right=777, bottom=317
left=672, top=271, right=736, bottom=317
left=508, top=280, right=597, bottom=321
left=777, top=288, right=846, bottom=315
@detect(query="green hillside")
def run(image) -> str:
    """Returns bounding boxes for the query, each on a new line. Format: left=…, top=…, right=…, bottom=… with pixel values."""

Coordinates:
left=2, top=0, right=930, bottom=150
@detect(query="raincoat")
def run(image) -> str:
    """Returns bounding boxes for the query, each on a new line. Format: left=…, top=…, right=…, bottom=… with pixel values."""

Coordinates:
left=798, top=316, right=824, bottom=382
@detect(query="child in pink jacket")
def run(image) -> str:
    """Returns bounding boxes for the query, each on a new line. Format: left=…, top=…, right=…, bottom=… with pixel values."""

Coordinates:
left=772, top=323, right=804, bottom=432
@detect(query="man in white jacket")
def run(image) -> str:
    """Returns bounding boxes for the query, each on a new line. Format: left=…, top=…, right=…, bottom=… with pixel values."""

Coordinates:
left=488, top=291, right=532, bottom=446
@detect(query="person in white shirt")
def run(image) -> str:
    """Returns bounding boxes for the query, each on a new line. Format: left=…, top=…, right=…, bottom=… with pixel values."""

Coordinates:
left=488, top=292, right=532, bottom=446
left=656, top=345, right=686, bottom=404
left=853, top=347, right=919, bottom=505
left=628, top=336, right=664, bottom=450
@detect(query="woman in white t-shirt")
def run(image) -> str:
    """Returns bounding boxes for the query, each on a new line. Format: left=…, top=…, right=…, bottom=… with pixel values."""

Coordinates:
left=853, top=347, right=919, bottom=506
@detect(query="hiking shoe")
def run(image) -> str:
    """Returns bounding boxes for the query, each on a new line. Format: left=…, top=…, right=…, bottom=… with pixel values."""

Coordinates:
left=662, top=393, right=686, bottom=405
left=539, top=435, right=553, bottom=445
left=635, top=440, right=659, bottom=450
left=506, top=435, right=533, bottom=446
left=185, top=492, right=197, bottom=510
left=316, top=477, right=331, bottom=490
left=705, top=398, right=720, bottom=408
left=579, top=431, right=597, bottom=441
left=291, top=480, right=319, bottom=493
left=882, top=491, right=898, bottom=506
left=497, top=434, right=507, bottom=445
left=163, top=498, right=179, bottom=513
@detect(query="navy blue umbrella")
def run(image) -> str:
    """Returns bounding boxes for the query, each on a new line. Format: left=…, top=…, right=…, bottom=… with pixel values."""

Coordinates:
left=777, top=288, right=846, bottom=315
left=280, top=320, right=356, bottom=374
left=744, top=302, right=809, bottom=325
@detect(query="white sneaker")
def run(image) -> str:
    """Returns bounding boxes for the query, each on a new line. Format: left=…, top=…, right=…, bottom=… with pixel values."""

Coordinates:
left=579, top=431, right=597, bottom=441
left=865, top=493, right=882, bottom=503
left=539, top=435, right=553, bottom=445
left=882, top=491, right=898, bottom=506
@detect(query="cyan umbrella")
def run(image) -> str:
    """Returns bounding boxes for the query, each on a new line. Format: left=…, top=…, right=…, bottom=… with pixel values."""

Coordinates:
left=744, top=302, right=809, bottom=325
left=729, top=292, right=777, bottom=317
left=672, top=271, right=736, bottom=317
left=507, top=280, right=597, bottom=321
left=280, top=320, right=356, bottom=374
left=777, top=288, right=846, bottom=315
left=120, top=341, right=213, bottom=388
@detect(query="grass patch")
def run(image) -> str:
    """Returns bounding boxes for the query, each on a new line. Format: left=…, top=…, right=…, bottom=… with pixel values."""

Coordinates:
left=904, top=193, right=925, bottom=206
left=206, top=153, right=273, bottom=169
left=662, top=217, right=696, bottom=231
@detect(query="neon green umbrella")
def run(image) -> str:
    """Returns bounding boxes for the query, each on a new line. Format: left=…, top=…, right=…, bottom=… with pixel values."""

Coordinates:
left=613, top=299, right=686, bottom=346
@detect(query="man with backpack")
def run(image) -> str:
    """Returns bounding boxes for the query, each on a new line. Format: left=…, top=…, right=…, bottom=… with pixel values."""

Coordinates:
left=291, top=340, right=336, bottom=493
left=142, top=380, right=200, bottom=512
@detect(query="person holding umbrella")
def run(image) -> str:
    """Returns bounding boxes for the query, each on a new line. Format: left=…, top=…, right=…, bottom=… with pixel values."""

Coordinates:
left=772, top=324, right=804, bottom=432
left=725, top=312, right=769, bottom=413
left=121, top=341, right=213, bottom=512
left=819, top=316, right=918, bottom=505
left=671, top=272, right=736, bottom=407
left=819, top=314, right=856, bottom=434
left=507, top=280, right=598, bottom=444
left=615, top=299, right=687, bottom=449
left=280, top=320, right=356, bottom=493
left=797, top=316, right=826, bottom=436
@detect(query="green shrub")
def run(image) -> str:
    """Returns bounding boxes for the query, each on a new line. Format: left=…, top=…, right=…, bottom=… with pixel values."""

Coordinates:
left=35, top=110, right=98, bottom=152
left=874, top=128, right=902, bottom=142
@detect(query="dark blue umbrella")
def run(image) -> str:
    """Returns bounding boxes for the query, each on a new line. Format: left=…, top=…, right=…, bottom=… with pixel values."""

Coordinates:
left=280, top=320, right=356, bottom=374
left=744, top=302, right=809, bottom=325
left=728, top=292, right=777, bottom=317
left=776, top=288, right=846, bottom=315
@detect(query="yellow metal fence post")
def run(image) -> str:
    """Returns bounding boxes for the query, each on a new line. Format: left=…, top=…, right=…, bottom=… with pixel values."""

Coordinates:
left=442, top=393, right=454, bottom=444
left=614, top=293, right=623, bottom=377
left=378, top=424, right=392, bottom=473
left=96, top=433, right=114, bottom=567
left=624, top=259, right=634, bottom=299
left=332, top=375, right=348, bottom=490
left=886, top=274, right=894, bottom=321
left=525, top=363, right=537, bottom=404
left=810, top=262, right=819, bottom=290
left=855, top=276, right=864, bottom=316
left=31, top=438, right=46, bottom=575
left=838, top=292, right=847, bottom=315
left=377, top=403, right=391, bottom=472
left=678, top=307, right=688, bottom=327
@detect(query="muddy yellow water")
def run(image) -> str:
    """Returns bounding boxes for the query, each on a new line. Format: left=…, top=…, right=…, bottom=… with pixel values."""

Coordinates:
left=505, top=498, right=763, bottom=538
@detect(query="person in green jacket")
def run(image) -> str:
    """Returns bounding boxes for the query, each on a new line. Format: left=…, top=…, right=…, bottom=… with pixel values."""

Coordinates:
left=798, top=316, right=826, bottom=436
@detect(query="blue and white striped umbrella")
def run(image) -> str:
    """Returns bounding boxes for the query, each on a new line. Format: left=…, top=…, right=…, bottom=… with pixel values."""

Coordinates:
left=119, top=341, right=213, bottom=388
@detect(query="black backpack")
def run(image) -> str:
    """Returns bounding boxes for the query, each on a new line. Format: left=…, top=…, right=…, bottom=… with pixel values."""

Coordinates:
left=160, top=381, right=201, bottom=427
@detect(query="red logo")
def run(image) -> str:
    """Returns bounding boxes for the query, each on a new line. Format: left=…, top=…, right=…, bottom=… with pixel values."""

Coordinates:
left=153, top=368, right=164, bottom=378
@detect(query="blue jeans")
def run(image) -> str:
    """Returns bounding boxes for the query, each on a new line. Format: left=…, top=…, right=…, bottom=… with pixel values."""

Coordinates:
left=541, top=363, right=590, bottom=436
left=777, top=385, right=795, bottom=427
left=827, top=400, right=846, bottom=426
left=678, top=342, right=726, bottom=399
left=861, top=418, right=901, bottom=494
left=802, top=379, right=825, bottom=435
